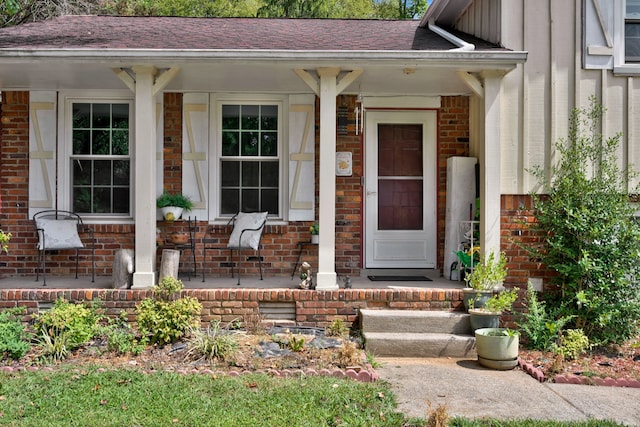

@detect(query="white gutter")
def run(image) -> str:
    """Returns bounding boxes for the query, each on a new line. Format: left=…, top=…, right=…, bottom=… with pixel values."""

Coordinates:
left=428, top=20, right=475, bottom=51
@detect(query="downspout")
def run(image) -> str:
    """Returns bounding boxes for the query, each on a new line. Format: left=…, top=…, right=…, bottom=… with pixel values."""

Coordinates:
left=428, top=20, right=475, bottom=51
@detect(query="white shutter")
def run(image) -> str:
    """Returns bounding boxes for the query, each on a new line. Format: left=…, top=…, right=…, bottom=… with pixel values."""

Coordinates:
left=28, top=91, right=57, bottom=219
left=182, top=93, right=209, bottom=220
left=288, top=94, right=315, bottom=221
left=583, top=0, right=615, bottom=69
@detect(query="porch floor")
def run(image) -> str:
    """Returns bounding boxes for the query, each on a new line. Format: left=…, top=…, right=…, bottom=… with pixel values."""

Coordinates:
left=0, top=272, right=464, bottom=290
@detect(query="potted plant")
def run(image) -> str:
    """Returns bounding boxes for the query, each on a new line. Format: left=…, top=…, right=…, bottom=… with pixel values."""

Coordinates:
left=156, top=192, right=194, bottom=221
left=462, top=251, right=508, bottom=310
left=468, top=287, right=518, bottom=331
left=0, top=229, right=11, bottom=253
left=474, top=327, right=520, bottom=370
left=309, top=222, right=319, bottom=244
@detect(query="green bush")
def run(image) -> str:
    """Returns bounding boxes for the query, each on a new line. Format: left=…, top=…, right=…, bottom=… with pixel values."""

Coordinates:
left=517, top=284, right=573, bottom=351
left=0, top=307, right=30, bottom=360
left=135, top=276, right=202, bottom=344
left=102, top=312, right=148, bottom=356
left=32, top=299, right=102, bottom=360
left=528, top=97, right=640, bottom=345
left=552, top=329, right=590, bottom=361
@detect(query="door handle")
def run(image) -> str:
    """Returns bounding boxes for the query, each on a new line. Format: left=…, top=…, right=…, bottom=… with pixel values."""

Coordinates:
left=366, top=191, right=377, bottom=196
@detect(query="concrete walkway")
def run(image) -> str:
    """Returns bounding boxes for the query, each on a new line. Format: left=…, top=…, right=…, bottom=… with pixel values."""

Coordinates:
left=377, top=357, right=640, bottom=426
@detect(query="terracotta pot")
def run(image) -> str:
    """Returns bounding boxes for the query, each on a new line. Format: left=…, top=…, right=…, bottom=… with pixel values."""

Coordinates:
left=170, top=232, right=189, bottom=245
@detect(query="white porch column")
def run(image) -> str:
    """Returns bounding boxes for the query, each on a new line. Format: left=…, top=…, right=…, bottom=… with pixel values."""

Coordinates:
left=479, top=72, right=503, bottom=256
left=131, top=65, right=157, bottom=288
left=316, top=67, right=340, bottom=290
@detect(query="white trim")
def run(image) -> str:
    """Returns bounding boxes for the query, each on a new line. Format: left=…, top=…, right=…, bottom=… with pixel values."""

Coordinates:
left=363, top=96, right=441, bottom=109
left=209, top=94, right=287, bottom=221
left=58, top=91, right=135, bottom=221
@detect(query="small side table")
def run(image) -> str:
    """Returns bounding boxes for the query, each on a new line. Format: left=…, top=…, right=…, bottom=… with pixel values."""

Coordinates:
left=291, top=241, right=317, bottom=279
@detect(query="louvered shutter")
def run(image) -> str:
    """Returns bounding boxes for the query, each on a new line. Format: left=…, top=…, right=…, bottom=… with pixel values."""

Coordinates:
left=28, top=91, right=57, bottom=219
left=288, top=94, right=315, bottom=221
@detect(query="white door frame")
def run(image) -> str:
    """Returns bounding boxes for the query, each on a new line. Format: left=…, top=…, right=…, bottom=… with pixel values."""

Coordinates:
left=364, top=110, right=437, bottom=269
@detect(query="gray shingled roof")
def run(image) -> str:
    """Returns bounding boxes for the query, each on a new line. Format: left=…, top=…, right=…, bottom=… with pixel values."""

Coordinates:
left=0, top=15, right=502, bottom=51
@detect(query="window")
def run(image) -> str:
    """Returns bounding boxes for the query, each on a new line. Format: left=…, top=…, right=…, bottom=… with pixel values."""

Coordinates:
left=626, top=0, right=640, bottom=61
left=220, top=103, right=280, bottom=216
left=70, top=102, right=131, bottom=215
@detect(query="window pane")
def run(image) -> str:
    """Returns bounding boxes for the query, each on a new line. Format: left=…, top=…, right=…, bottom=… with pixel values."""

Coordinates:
left=113, top=187, right=129, bottom=213
left=261, top=105, right=278, bottom=130
left=261, top=161, right=279, bottom=187
left=73, top=130, right=90, bottom=155
left=221, top=161, right=239, bottom=186
left=221, top=189, right=239, bottom=215
left=241, top=189, right=259, bottom=212
left=92, top=130, right=111, bottom=154
left=222, top=131, right=239, bottom=156
left=113, top=160, right=129, bottom=185
left=261, top=189, right=278, bottom=214
left=626, top=22, right=640, bottom=61
left=222, top=105, right=240, bottom=129
left=73, top=160, right=91, bottom=185
left=73, top=103, right=91, bottom=128
left=73, top=188, right=91, bottom=213
left=261, top=132, right=277, bottom=156
left=112, top=104, right=129, bottom=129
left=112, top=130, right=129, bottom=155
left=92, top=104, right=110, bottom=128
left=241, top=105, right=259, bottom=130
left=242, top=161, right=259, bottom=187
left=93, top=187, right=111, bottom=213
left=93, top=160, right=111, bottom=185
left=241, top=132, right=259, bottom=156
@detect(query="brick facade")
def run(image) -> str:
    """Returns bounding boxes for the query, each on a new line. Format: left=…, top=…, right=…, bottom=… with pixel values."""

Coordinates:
left=1, top=92, right=472, bottom=280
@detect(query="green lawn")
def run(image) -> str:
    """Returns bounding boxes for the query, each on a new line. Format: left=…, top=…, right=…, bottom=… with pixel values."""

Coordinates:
left=0, top=368, right=626, bottom=427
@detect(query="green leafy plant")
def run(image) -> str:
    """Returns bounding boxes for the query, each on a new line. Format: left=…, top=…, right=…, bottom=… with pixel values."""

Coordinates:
left=0, top=229, right=11, bottom=253
left=0, top=307, right=30, bottom=360
left=32, top=299, right=102, bottom=361
left=527, top=97, right=640, bottom=345
left=483, top=288, right=518, bottom=313
left=185, top=321, right=239, bottom=362
left=551, top=329, right=590, bottom=361
left=288, top=334, right=306, bottom=352
left=309, top=222, right=319, bottom=235
left=156, top=192, right=194, bottom=211
left=135, top=276, right=202, bottom=344
left=102, top=312, right=147, bottom=356
left=325, top=318, right=349, bottom=338
left=517, top=284, right=573, bottom=351
left=464, top=251, right=507, bottom=290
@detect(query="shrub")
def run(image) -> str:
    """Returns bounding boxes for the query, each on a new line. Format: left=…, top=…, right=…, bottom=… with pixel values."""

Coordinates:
left=517, top=284, right=573, bottom=351
left=325, top=318, right=349, bottom=338
left=552, top=329, right=590, bottom=361
left=185, top=321, right=238, bottom=362
left=527, top=97, right=640, bottom=345
left=0, top=307, right=30, bottom=360
left=135, top=276, right=202, bottom=344
left=32, top=299, right=102, bottom=360
left=102, top=312, right=148, bottom=356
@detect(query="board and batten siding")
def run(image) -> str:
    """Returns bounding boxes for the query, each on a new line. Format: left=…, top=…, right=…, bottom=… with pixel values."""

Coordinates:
left=456, top=0, right=640, bottom=193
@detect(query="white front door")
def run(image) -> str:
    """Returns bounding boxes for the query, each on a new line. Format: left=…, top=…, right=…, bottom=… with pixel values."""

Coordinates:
left=365, top=111, right=437, bottom=268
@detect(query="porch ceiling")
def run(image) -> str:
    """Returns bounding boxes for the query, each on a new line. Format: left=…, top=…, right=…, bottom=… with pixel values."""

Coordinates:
left=0, top=54, right=524, bottom=96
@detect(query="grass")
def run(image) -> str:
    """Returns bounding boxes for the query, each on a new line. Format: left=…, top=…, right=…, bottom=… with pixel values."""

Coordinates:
left=0, top=368, right=627, bottom=427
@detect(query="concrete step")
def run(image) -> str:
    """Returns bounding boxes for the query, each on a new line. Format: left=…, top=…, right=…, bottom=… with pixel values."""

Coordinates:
left=362, top=332, right=477, bottom=358
left=360, top=309, right=471, bottom=334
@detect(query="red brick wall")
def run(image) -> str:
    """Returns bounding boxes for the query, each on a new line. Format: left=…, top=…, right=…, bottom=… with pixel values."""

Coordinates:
left=0, top=288, right=466, bottom=328
left=0, top=92, right=472, bottom=279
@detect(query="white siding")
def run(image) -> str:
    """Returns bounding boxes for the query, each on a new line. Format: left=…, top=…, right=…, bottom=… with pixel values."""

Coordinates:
left=457, top=0, right=640, bottom=193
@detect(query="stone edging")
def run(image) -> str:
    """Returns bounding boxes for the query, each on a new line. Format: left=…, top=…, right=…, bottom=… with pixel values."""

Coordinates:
left=1, top=364, right=379, bottom=383
left=518, top=358, right=640, bottom=388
